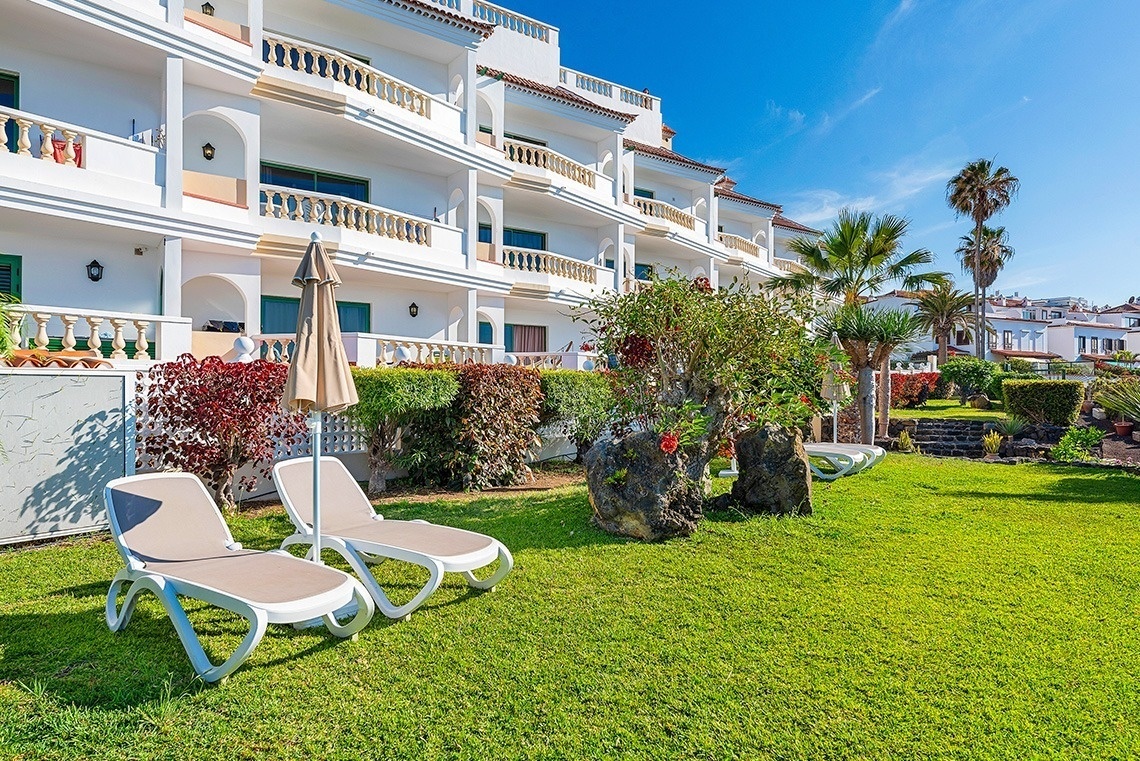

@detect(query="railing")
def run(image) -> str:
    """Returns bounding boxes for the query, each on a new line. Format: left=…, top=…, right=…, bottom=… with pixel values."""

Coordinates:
left=0, top=107, right=83, bottom=166
left=472, top=1, right=551, bottom=41
left=718, top=232, right=762, bottom=257
left=255, top=333, right=496, bottom=367
left=631, top=197, right=696, bottom=230
left=773, top=257, right=808, bottom=274
left=509, top=351, right=600, bottom=371
left=7, top=305, right=191, bottom=361
left=559, top=68, right=659, bottom=112
left=502, top=247, right=598, bottom=284
left=264, top=34, right=432, bottom=119
left=503, top=139, right=596, bottom=189
left=261, top=185, right=433, bottom=246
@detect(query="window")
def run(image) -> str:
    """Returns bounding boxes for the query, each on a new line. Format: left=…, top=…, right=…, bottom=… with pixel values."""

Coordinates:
left=1002, top=330, right=1014, bottom=349
left=504, top=324, right=546, bottom=353
left=478, top=321, right=493, bottom=345
left=955, top=330, right=968, bottom=346
left=633, top=187, right=655, bottom=200
left=1022, top=311, right=1036, bottom=320
left=0, top=72, right=18, bottom=151
left=634, top=263, right=654, bottom=281
left=478, top=224, right=547, bottom=250
left=260, top=163, right=369, bottom=203
left=1090, top=337, right=1100, bottom=354
left=506, top=132, right=544, bottom=146
left=260, top=295, right=371, bottom=335
left=988, top=332, right=997, bottom=348
left=0, top=253, right=22, bottom=298
left=1078, top=336, right=1088, bottom=353
left=1051, top=311, right=1063, bottom=319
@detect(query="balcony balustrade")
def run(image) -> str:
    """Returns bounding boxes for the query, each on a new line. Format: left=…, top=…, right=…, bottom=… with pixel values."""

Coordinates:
left=254, top=332, right=498, bottom=367
left=508, top=351, right=599, bottom=371
left=559, top=68, right=658, bottom=112
left=6, top=304, right=192, bottom=362
left=502, top=247, right=599, bottom=285
left=503, top=139, right=597, bottom=189
left=261, top=185, right=434, bottom=247
left=631, top=197, right=696, bottom=230
left=262, top=34, right=461, bottom=132
left=718, top=232, right=762, bottom=258
left=773, top=257, right=809, bottom=274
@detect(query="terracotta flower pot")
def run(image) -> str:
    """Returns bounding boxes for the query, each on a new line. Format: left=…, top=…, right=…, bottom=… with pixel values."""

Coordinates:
left=1081, top=400, right=1095, bottom=414
left=1114, top=421, right=1134, bottom=437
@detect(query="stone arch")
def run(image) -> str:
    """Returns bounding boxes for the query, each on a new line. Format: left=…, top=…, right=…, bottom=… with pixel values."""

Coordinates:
left=475, top=90, right=496, bottom=145
left=693, top=196, right=709, bottom=222
left=691, top=265, right=707, bottom=279
left=598, top=237, right=615, bottom=267
left=450, top=74, right=464, bottom=106
left=183, top=110, right=247, bottom=205
left=447, top=187, right=465, bottom=228
left=476, top=309, right=500, bottom=345
left=599, top=150, right=615, bottom=179
left=447, top=306, right=464, bottom=341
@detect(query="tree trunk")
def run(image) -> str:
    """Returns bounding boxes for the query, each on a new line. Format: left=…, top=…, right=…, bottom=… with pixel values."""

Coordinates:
left=980, top=285, right=988, bottom=361
left=366, top=423, right=397, bottom=494
left=937, top=333, right=949, bottom=365
left=211, top=465, right=237, bottom=510
left=877, top=354, right=892, bottom=440
left=974, top=219, right=984, bottom=360
left=857, top=366, right=876, bottom=445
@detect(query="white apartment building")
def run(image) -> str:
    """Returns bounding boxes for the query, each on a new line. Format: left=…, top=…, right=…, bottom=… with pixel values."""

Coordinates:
left=0, top=0, right=818, bottom=369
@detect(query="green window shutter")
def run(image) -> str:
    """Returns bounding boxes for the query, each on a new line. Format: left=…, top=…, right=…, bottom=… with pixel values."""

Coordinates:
left=261, top=295, right=370, bottom=334
left=0, top=254, right=22, bottom=298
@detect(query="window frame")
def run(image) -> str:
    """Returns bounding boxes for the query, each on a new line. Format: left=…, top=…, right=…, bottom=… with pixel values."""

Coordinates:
left=259, top=161, right=370, bottom=203
left=633, top=187, right=656, bottom=200
left=0, top=253, right=22, bottom=299
left=260, top=294, right=372, bottom=334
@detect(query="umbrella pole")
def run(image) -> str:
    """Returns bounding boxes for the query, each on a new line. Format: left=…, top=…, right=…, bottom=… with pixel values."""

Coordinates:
left=311, top=411, right=322, bottom=565
left=833, top=400, right=839, bottom=444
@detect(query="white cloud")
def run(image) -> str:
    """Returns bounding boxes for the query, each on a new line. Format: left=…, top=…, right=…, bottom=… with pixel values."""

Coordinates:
left=766, top=100, right=807, bottom=131
left=813, top=87, right=882, bottom=136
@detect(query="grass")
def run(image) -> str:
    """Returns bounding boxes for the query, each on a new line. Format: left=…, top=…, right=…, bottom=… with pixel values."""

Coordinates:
left=892, top=398, right=1007, bottom=422
left=2, top=458, right=1140, bottom=759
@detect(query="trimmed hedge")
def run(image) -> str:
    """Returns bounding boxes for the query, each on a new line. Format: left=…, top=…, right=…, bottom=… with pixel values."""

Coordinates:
left=987, top=371, right=1039, bottom=401
left=346, top=367, right=459, bottom=492
left=1003, top=379, right=1083, bottom=425
left=400, top=363, right=543, bottom=490
left=540, top=370, right=615, bottom=460
left=941, top=357, right=997, bottom=398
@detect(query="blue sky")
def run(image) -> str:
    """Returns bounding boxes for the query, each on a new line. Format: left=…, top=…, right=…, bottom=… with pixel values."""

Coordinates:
left=504, top=0, right=1140, bottom=306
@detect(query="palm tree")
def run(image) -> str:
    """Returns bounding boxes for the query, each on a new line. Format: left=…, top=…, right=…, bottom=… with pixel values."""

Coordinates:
left=909, top=284, right=975, bottom=365
left=777, top=209, right=948, bottom=305
left=946, top=160, right=1020, bottom=360
left=817, top=305, right=925, bottom=443
left=955, top=226, right=1015, bottom=325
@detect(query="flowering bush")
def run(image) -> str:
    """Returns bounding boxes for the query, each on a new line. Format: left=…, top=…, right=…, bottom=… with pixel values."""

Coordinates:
left=888, top=372, right=940, bottom=408
left=136, top=354, right=305, bottom=508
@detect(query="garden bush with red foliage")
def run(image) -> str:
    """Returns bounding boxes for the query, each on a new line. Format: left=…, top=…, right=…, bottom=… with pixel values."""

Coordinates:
left=398, top=363, right=543, bottom=490
left=136, top=354, right=305, bottom=507
left=888, top=372, right=940, bottom=408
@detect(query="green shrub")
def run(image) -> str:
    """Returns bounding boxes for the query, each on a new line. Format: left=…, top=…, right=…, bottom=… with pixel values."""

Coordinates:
left=1003, top=379, right=1083, bottom=425
left=539, top=370, right=615, bottom=461
left=1051, top=426, right=1105, bottom=462
left=1005, top=357, right=1036, bottom=373
left=941, top=357, right=998, bottom=400
left=346, top=367, right=459, bottom=492
left=400, top=364, right=543, bottom=490
left=987, top=371, right=1039, bottom=400
left=992, top=415, right=1030, bottom=438
left=1096, top=379, right=1140, bottom=423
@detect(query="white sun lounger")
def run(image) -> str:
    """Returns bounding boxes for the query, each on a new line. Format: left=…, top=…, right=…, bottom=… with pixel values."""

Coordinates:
left=104, top=473, right=374, bottom=683
left=273, top=457, right=514, bottom=621
left=804, top=443, right=887, bottom=480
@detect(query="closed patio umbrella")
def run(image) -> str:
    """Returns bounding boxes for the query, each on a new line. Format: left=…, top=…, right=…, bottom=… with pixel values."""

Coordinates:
left=282, top=232, right=358, bottom=565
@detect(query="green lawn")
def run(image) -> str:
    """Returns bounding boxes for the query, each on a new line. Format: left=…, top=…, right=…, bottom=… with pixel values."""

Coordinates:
left=3, top=458, right=1140, bottom=759
left=892, top=398, right=1007, bottom=422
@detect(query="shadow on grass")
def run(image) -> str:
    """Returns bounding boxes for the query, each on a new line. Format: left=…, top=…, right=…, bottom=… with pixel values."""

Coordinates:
left=942, top=465, right=1140, bottom=505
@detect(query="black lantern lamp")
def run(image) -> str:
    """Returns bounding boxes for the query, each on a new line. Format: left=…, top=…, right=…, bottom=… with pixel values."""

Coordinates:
left=202, top=142, right=216, bottom=161
left=86, top=260, right=105, bottom=282
left=408, top=302, right=419, bottom=318
left=201, top=2, right=215, bottom=15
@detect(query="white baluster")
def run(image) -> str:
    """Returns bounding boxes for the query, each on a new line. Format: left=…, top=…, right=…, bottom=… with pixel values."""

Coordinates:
left=59, top=315, right=79, bottom=351
left=32, top=313, right=51, bottom=350
left=0, top=115, right=8, bottom=151
left=15, top=118, right=33, bottom=157
left=39, top=124, right=55, bottom=161
left=132, top=320, right=150, bottom=360
left=85, top=316, right=104, bottom=354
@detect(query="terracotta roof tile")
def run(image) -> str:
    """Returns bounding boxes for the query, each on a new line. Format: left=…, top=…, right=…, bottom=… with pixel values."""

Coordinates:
left=383, top=0, right=495, bottom=37
left=623, top=139, right=725, bottom=175
left=714, top=179, right=781, bottom=212
left=773, top=214, right=822, bottom=236
left=990, top=349, right=1061, bottom=359
left=479, top=66, right=638, bottom=122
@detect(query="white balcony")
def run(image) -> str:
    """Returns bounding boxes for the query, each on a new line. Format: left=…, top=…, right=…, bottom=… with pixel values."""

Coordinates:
left=0, top=106, right=161, bottom=205
left=718, top=232, right=764, bottom=259
left=773, top=256, right=809, bottom=275
left=500, top=247, right=609, bottom=288
left=630, top=196, right=703, bottom=236
left=261, top=33, right=463, bottom=136
left=6, top=304, right=192, bottom=366
left=503, top=139, right=604, bottom=193
left=254, top=332, right=502, bottom=367
left=559, top=67, right=660, bottom=113
left=259, top=184, right=463, bottom=263
left=509, top=351, right=599, bottom=370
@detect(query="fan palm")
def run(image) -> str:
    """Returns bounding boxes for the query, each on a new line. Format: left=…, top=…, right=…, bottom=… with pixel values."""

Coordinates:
left=946, top=160, right=1020, bottom=359
left=909, top=284, right=975, bottom=364
left=777, top=209, right=948, bottom=305
left=817, top=305, right=925, bottom=443
left=956, top=226, right=1015, bottom=331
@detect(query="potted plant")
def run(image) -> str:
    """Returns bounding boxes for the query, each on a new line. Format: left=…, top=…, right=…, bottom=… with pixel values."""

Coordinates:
left=1114, top=418, right=1135, bottom=437
left=981, top=430, right=1003, bottom=461
left=1097, top=380, right=1140, bottom=438
left=992, top=415, right=1029, bottom=456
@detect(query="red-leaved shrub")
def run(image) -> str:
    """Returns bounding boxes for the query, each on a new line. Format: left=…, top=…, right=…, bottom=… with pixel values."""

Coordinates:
left=888, top=372, right=940, bottom=408
left=137, top=354, right=305, bottom=507
left=399, top=363, right=543, bottom=490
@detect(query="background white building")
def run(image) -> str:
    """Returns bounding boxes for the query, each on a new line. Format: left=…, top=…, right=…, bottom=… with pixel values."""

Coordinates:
left=0, top=0, right=819, bottom=369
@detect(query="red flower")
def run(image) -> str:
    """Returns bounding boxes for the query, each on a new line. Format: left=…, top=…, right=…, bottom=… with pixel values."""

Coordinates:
left=692, top=276, right=713, bottom=294
left=659, top=431, right=680, bottom=454
left=800, top=395, right=811, bottom=405
left=580, top=342, right=594, bottom=352
left=618, top=334, right=654, bottom=369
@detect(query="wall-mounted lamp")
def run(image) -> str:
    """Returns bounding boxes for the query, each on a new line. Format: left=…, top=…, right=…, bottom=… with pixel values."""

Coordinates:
left=201, top=2, right=215, bottom=15
left=86, top=260, right=105, bottom=282
left=408, top=302, right=419, bottom=318
left=202, top=142, right=216, bottom=161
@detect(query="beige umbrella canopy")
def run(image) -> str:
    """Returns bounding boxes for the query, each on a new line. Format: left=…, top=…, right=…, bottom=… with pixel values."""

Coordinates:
left=282, top=232, right=358, bottom=566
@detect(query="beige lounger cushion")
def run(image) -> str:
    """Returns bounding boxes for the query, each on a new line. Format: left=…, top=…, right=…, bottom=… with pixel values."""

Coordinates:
left=331, top=520, right=495, bottom=558
left=108, top=475, right=351, bottom=605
